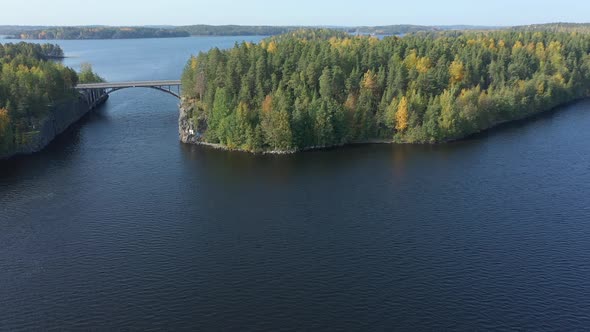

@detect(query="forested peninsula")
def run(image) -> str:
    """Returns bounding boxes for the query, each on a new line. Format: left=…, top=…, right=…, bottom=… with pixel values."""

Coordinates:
left=180, top=28, right=590, bottom=153
left=0, top=43, right=103, bottom=158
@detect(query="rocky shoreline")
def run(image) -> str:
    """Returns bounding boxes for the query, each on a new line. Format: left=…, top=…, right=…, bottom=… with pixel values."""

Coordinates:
left=178, top=97, right=590, bottom=155
left=178, top=100, right=395, bottom=154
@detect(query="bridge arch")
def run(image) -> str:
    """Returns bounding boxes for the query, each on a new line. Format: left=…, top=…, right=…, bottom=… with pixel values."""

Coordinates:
left=75, top=80, right=182, bottom=106
left=103, top=86, right=181, bottom=99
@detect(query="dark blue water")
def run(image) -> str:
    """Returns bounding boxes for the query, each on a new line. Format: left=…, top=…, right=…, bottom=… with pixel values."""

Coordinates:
left=1, top=37, right=590, bottom=331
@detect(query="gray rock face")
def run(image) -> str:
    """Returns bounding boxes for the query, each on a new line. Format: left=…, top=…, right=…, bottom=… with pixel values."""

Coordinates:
left=0, top=94, right=108, bottom=160
left=178, top=100, right=200, bottom=144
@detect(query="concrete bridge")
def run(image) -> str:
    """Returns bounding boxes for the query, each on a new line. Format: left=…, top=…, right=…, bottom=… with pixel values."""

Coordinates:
left=76, top=80, right=182, bottom=108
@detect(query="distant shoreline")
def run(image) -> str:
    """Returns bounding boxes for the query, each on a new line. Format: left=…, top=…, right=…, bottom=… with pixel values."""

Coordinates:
left=0, top=23, right=504, bottom=40
left=9, top=26, right=190, bottom=40
left=4, top=22, right=588, bottom=40
left=6, top=35, right=191, bottom=41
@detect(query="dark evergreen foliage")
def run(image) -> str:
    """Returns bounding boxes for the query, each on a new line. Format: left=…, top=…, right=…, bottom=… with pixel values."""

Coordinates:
left=0, top=43, right=101, bottom=155
left=182, top=28, right=590, bottom=152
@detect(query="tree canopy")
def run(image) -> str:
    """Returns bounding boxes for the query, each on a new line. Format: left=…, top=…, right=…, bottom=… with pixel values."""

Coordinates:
left=181, top=28, right=590, bottom=152
left=0, top=43, right=100, bottom=156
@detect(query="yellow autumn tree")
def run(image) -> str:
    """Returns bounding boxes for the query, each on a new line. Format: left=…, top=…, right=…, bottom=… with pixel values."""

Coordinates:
left=344, top=93, right=358, bottom=111
left=395, top=96, right=409, bottom=132
left=548, top=41, right=565, bottom=70
left=0, top=108, right=10, bottom=151
left=526, top=42, right=536, bottom=53
left=262, top=95, right=273, bottom=114
left=344, top=93, right=359, bottom=129
left=416, top=57, right=432, bottom=74
left=0, top=108, right=9, bottom=129
left=404, top=50, right=419, bottom=69
left=267, top=41, right=278, bottom=54
left=329, top=37, right=339, bottom=47
left=449, top=60, right=465, bottom=85
left=512, top=41, right=524, bottom=54
left=488, top=38, right=496, bottom=50
left=190, top=57, right=198, bottom=70
left=536, top=80, right=545, bottom=95
left=341, top=38, right=353, bottom=48
left=361, top=70, right=378, bottom=93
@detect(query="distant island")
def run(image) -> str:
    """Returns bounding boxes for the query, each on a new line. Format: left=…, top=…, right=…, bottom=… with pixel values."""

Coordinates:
left=177, top=25, right=494, bottom=36
left=179, top=26, right=590, bottom=153
left=177, top=25, right=294, bottom=36
left=9, top=26, right=189, bottom=40
left=2, top=24, right=502, bottom=40
left=5, top=23, right=589, bottom=41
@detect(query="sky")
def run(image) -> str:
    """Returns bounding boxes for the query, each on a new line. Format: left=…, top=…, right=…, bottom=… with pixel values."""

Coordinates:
left=1, top=0, right=589, bottom=27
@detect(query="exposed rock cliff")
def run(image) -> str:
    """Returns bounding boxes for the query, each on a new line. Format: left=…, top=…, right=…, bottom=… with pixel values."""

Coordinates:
left=0, top=94, right=108, bottom=159
left=178, top=99, right=202, bottom=144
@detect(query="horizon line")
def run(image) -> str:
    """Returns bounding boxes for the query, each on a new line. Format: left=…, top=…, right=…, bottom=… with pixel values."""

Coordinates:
left=1, top=22, right=589, bottom=28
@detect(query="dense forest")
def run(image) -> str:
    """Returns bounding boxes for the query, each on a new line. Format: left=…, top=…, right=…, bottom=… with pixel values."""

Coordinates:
left=181, top=28, right=590, bottom=152
left=0, top=43, right=101, bottom=155
left=13, top=27, right=189, bottom=40
left=515, top=23, right=590, bottom=34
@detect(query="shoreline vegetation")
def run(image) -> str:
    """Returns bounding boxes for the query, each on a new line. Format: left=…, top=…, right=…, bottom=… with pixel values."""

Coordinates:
left=3, top=23, right=590, bottom=40
left=0, top=43, right=104, bottom=159
left=181, top=98, right=588, bottom=155
left=180, top=27, right=590, bottom=153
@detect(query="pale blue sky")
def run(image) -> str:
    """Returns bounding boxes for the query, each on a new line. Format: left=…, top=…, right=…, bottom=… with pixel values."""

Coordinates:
left=2, top=0, right=588, bottom=26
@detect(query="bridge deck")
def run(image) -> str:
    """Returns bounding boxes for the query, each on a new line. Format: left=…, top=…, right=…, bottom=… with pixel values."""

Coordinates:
left=76, top=80, right=181, bottom=89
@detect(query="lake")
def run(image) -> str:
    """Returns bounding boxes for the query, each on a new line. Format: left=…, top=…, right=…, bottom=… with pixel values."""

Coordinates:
left=1, top=36, right=590, bottom=331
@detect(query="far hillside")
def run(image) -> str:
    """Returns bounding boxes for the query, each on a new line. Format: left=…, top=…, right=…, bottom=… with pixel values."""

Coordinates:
left=10, top=26, right=189, bottom=40
left=177, top=25, right=294, bottom=36
left=512, top=23, right=590, bottom=33
left=3, top=24, right=499, bottom=40
left=5, top=23, right=590, bottom=41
